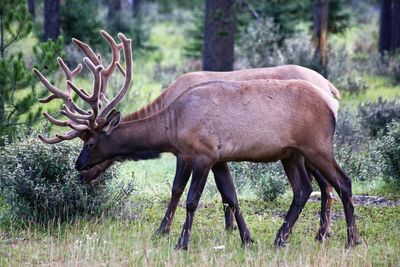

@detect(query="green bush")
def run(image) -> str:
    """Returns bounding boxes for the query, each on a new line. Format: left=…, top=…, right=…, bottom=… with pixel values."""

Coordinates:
left=358, top=97, right=400, bottom=137
left=376, top=120, right=400, bottom=186
left=0, top=135, right=134, bottom=224
left=231, top=162, right=287, bottom=202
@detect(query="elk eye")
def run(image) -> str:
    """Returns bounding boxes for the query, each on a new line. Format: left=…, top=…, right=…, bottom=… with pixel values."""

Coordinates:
left=88, top=141, right=95, bottom=149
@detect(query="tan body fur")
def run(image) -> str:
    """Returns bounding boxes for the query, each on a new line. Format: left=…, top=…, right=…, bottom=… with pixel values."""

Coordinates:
left=78, top=79, right=357, bottom=249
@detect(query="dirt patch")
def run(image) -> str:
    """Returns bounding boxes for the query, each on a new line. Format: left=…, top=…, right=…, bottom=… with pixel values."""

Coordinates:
left=309, top=192, right=400, bottom=207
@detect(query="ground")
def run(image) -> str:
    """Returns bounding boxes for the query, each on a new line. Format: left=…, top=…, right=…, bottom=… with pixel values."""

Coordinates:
left=1, top=192, right=399, bottom=266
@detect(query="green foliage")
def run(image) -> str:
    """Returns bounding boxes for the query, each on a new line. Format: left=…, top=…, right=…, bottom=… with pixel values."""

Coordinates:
left=231, top=162, right=287, bottom=202
left=242, top=0, right=311, bottom=44
left=183, top=8, right=204, bottom=59
left=0, top=135, right=134, bottom=223
left=358, top=97, right=400, bottom=137
left=0, top=0, right=33, bottom=57
left=376, top=120, right=400, bottom=186
left=60, top=0, right=103, bottom=47
left=0, top=0, right=64, bottom=144
left=237, top=19, right=321, bottom=72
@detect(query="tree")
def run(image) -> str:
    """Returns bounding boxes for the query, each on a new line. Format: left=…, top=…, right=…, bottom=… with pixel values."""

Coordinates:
left=379, top=0, right=400, bottom=53
left=60, top=0, right=103, bottom=47
left=44, top=0, right=60, bottom=41
left=28, top=0, right=35, bottom=17
left=0, top=0, right=63, bottom=144
left=202, top=0, right=236, bottom=71
left=132, top=0, right=141, bottom=17
left=313, top=0, right=329, bottom=76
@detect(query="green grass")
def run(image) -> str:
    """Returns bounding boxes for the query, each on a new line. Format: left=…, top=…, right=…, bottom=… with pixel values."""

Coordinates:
left=1, top=198, right=399, bottom=266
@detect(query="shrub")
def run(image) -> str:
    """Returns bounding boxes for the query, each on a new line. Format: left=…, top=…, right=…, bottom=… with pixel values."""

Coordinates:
left=231, top=162, right=287, bottom=202
left=335, top=107, right=365, bottom=146
left=376, top=120, right=400, bottom=186
left=0, top=136, right=134, bottom=224
left=358, top=97, right=400, bottom=137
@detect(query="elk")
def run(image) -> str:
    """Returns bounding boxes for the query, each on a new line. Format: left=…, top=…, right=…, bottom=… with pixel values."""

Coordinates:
left=34, top=32, right=358, bottom=249
left=68, top=33, right=338, bottom=240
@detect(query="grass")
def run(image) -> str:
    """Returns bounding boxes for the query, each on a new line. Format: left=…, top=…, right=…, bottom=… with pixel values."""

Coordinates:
left=1, top=198, right=399, bottom=266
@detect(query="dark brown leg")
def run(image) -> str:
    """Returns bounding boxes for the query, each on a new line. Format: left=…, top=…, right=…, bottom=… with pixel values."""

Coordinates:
left=212, top=162, right=252, bottom=244
left=157, top=157, right=192, bottom=235
left=175, top=158, right=211, bottom=250
left=306, top=162, right=334, bottom=241
left=303, top=150, right=359, bottom=247
left=274, top=153, right=313, bottom=247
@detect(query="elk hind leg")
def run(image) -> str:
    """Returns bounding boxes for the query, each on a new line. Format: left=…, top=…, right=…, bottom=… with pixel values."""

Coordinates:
left=274, top=152, right=313, bottom=248
left=303, top=149, right=360, bottom=247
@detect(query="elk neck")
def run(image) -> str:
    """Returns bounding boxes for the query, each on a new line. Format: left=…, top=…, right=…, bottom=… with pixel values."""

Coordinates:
left=109, top=108, right=177, bottom=159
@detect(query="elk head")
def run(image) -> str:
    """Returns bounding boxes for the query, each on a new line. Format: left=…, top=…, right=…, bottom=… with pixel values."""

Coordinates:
left=34, top=30, right=132, bottom=174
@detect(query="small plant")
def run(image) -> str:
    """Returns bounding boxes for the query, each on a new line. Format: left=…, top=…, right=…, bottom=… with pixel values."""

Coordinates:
left=231, top=162, right=287, bottom=202
left=358, top=97, right=400, bottom=137
left=376, top=120, right=400, bottom=186
left=0, top=134, right=134, bottom=224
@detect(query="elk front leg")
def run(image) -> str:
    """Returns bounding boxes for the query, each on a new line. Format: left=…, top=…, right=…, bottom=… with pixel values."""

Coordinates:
left=175, top=158, right=211, bottom=250
left=212, top=162, right=252, bottom=244
left=157, top=157, right=192, bottom=235
left=274, top=153, right=312, bottom=248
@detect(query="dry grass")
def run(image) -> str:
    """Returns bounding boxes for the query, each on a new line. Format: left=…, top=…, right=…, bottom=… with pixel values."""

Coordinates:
left=1, top=198, right=399, bottom=267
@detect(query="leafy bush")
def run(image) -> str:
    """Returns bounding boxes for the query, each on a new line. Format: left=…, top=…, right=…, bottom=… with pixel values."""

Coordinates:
left=0, top=136, right=134, bottom=224
left=237, top=18, right=320, bottom=71
left=335, top=107, right=365, bottom=146
left=358, top=97, right=400, bottom=137
left=376, top=120, right=400, bottom=186
left=231, top=162, right=287, bottom=202
left=334, top=141, right=384, bottom=182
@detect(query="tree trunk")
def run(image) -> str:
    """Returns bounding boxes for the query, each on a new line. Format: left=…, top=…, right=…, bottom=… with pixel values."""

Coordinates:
left=313, top=0, right=329, bottom=76
left=108, top=0, right=121, bottom=19
left=202, top=0, right=235, bottom=71
left=44, top=0, right=59, bottom=41
left=379, top=0, right=392, bottom=53
left=390, top=0, right=400, bottom=51
left=132, top=0, right=141, bottom=17
left=28, top=0, right=35, bottom=18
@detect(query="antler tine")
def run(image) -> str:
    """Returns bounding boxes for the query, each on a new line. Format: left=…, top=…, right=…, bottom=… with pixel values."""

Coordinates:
left=72, top=38, right=101, bottom=66
left=99, top=30, right=123, bottom=95
left=34, top=68, right=69, bottom=100
left=38, top=94, right=58, bottom=104
left=57, top=57, right=83, bottom=81
left=38, top=129, right=81, bottom=144
left=98, top=33, right=132, bottom=119
left=38, top=134, right=64, bottom=144
left=62, top=104, right=93, bottom=121
left=43, top=112, right=69, bottom=127
left=67, top=122, right=90, bottom=132
left=55, top=130, right=83, bottom=141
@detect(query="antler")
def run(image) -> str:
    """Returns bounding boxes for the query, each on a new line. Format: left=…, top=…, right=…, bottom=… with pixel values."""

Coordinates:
left=35, top=30, right=133, bottom=144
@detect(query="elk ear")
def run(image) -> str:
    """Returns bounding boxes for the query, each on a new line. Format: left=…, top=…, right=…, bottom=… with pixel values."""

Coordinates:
left=102, top=110, right=121, bottom=135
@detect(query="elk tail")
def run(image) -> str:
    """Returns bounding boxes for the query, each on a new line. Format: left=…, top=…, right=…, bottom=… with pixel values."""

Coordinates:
left=327, top=80, right=341, bottom=99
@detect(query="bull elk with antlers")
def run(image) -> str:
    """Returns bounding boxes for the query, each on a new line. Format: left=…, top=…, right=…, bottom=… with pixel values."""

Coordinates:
left=34, top=31, right=359, bottom=249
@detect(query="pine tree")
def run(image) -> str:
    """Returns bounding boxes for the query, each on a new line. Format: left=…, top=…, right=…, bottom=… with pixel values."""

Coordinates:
left=0, top=0, right=64, bottom=144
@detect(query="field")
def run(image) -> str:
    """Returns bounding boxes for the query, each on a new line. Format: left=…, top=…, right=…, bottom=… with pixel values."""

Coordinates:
left=1, top=194, right=399, bottom=266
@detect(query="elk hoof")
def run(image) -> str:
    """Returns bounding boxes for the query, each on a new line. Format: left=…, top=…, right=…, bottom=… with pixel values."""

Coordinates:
left=345, top=237, right=362, bottom=249
left=225, top=224, right=237, bottom=231
left=274, top=238, right=286, bottom=249
left=315, top=230, right=333, bottom=242
left=175, top=239, right=188, bottom=251
left=156, top=227, right=170, bottom=236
